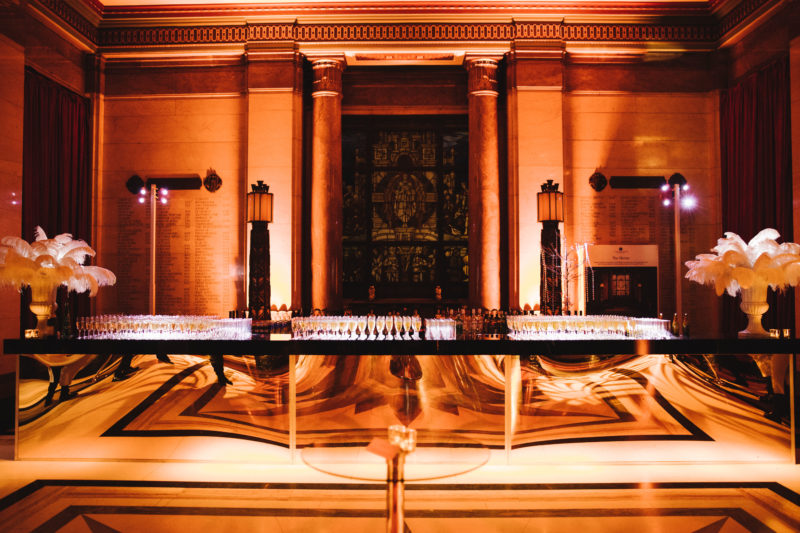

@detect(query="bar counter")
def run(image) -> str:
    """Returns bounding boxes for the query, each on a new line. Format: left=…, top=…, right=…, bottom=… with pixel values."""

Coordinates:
left=4, top=336, right=799, bottom=465
left=5, top=336, right=800, bottom=356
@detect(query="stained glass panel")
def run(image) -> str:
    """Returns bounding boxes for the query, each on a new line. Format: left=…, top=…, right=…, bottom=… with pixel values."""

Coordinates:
left=372, top=170, right=437, bottom=242
left=371, top=245, right=437, bottom=283
left=342, top=116, right=468, bottom=301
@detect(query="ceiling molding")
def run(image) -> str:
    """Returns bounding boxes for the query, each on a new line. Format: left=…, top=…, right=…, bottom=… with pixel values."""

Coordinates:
left=96, top=2, right=714, bottom=21
left=24, top=0, right=790, bottom=58
left=716, top=0, right=789, bottom=47
left=34, top=0, right=98, bottom=45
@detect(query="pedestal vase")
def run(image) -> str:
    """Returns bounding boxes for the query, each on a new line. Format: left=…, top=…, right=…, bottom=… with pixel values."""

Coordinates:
left=738, top=283, right=770, bottom=338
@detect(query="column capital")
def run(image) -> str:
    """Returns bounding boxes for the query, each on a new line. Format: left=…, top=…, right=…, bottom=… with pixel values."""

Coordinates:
left=311, top=57, right=344, bottom=95
left=466, top=57, right=499, bottom=96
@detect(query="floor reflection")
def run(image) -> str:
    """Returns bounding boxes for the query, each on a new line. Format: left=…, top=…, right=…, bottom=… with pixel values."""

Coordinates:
left=15, top=352, right=791, bottom=463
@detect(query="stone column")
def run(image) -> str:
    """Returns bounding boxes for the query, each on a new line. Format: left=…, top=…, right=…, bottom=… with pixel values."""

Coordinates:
left=467, top=58, right=501, bottom=310
left=311, top=58, right=344, bottom=312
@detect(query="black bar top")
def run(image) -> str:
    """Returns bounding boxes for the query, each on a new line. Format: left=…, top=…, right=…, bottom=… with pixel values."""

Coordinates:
left=4, top=337, right=800, bottom=356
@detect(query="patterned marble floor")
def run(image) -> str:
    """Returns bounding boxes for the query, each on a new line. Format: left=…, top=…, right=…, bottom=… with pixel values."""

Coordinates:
left=3, top=353, right=798, bottom=531
left=14, top=353, right=791, bottom=464
left=1, top=478, right=799, bottom=532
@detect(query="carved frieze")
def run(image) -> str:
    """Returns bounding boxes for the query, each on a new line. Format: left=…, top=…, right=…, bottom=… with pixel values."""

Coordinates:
left=29, top=0, right=789, bottom=54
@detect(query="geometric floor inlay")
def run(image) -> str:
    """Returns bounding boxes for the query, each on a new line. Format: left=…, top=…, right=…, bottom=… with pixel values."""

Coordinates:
left=1, top=480, right=799, bottom=532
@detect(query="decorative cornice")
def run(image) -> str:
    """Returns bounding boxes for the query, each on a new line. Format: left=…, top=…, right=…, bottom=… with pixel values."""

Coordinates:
left=97, top=20, right=722, bottom=48
left=717, top=0, right=784, bottom=39
left=36, top=0, right=98, bottom=44
left=98, top=2, right=713, bottom=20
left=29, top=0, right=790, bottom=53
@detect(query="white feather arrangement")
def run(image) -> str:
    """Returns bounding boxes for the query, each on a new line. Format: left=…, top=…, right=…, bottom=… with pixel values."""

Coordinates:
left=0, top=226, right=116, bottom=296
left=685, top=228, right=800, bottom=297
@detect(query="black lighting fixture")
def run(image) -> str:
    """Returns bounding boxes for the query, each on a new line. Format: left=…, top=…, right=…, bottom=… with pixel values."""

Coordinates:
left=538, top=179, right=564, bottom=315
left=247, top=181, right=273, bottom=320
left=609, top=175, right=667, bottom=189
left=596, top=171, right=696, bottom=334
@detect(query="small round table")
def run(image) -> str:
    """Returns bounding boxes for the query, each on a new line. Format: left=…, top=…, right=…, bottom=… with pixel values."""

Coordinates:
left=302, top=432, right=489, bottom=533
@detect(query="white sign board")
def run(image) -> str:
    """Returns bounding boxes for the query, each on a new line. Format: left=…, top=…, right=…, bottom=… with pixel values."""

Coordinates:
left=586, top=244, right=659, bottom=268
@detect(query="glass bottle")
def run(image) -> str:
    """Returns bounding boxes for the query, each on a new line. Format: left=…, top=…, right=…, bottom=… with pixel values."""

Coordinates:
left=671, top=313, right=680, bottom=337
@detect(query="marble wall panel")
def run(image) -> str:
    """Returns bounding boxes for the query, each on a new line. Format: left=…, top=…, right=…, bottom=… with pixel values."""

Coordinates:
left=728, top=2, right=795, bottom=84
left=516, top=89, right=563, bottom=310
left=0, top=34, right=23, bottom=372
left=247, top=91, right=299, bottom=309
left=343, top=66, right=467, bottom=111
left=96, top=95, right=246, bottom=317
left=565, top=58, right=719, bottom=94
left=18, top=14, right=86, bottom=94
left=105, top=65, right=244, bottom=97
left=559, top=92, right=721, bottom=335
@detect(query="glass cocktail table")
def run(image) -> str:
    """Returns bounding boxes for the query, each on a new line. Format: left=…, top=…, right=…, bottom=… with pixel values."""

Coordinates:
left=301, top=427, right=490, bottom=533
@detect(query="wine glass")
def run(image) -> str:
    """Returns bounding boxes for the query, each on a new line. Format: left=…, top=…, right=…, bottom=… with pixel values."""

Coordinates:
left=367, top=315, right=376, bottom=340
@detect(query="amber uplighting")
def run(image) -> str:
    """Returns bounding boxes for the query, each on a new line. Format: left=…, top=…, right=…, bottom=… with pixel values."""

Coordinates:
left=247, top=180, right=273, bottom=224
left=537, top=179, right=564, bottom=223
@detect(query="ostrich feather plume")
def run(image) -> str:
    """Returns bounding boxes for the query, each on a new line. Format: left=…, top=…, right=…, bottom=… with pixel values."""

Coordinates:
left=0, top=226, right=115, bottom=296
left=686, top=229, right=800, bottom=297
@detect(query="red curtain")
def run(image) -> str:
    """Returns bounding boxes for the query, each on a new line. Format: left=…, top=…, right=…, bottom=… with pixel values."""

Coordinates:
left=720, top=56, right=793, bottom=337
left=22, top=68, right=92, bottom=332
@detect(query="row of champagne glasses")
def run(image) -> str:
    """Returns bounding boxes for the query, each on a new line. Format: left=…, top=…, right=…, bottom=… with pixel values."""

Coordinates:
left=291, top=315, right=422, bottom=340
left=507, top=315, right=672, bottom=340
left=76, top=315, right=252, bottom=340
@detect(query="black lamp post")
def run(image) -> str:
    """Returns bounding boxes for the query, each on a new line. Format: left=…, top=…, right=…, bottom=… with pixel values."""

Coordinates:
left=247, top=181, right=273, bottom=320
left=538, top=179, right=564, bottom=315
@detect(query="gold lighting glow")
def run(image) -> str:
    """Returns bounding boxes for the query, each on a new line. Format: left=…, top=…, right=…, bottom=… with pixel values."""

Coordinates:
left=537, top=179, right=564, bottom=223
left=247, top=181, right=273, bottom=223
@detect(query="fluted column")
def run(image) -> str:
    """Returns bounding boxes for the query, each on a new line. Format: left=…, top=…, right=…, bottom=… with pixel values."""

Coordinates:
left=311, top=58, right=344, bottom=312
left=467, top=58, right=501, bottom=310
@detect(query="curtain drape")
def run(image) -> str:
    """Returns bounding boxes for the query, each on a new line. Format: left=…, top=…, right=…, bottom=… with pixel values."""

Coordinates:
left=22, top=68, right=92, bottom=333
left=720, top=56, right=793, bottom=337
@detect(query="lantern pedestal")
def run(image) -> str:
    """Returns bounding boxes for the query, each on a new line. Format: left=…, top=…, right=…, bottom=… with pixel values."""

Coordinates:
left=247, top=181, right=274, bottom=318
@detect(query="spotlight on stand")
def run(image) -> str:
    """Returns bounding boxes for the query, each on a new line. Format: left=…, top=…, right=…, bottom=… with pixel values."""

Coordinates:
left=538, top=179, right=564, bottom=315
left=247, top=181, right=274, bottom=320
left=126, top=174, right=203, bottom=314
left=663, top=172, right=696, bottom=336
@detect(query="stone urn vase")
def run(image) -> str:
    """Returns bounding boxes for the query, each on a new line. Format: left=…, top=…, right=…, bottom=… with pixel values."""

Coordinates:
left=28, top=283, right=58, bottom=338
left=738, top=283, right=770, bottom=338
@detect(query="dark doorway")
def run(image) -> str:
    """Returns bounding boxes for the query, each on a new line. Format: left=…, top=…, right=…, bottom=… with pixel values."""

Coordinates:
left=586, top=267, right=658, bottom=317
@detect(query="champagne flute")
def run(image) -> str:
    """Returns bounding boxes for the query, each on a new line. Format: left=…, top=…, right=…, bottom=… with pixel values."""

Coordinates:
left=402, top=315, right=412, bottom=340
left=376, top=315, right=386, bottom=340
left=411, top=315, right=421, bottom=340
left=348, top=317, right=358, bottom=340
